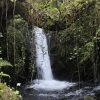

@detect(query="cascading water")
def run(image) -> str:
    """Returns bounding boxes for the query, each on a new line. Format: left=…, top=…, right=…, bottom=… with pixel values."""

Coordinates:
left=29, top=27, right=75, bottom=91
left=34, top=27, right=53, bottom=80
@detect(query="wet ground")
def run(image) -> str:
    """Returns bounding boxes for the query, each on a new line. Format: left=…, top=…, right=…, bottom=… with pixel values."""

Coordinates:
left=21, top=82, right=100, bottom=100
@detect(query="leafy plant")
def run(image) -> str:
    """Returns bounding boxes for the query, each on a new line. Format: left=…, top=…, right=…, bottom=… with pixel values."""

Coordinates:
left=0, top=72, right=10, bottom=83
left=79, top=42, right=94, bottom=64
left=0, top=83, right=22, bottom=100
left=0, top=59, right=12, bottom=67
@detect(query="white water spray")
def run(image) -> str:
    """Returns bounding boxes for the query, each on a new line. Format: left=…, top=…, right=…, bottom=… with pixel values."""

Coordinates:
left=34, top=27, right=53, bottom=80
left=29, top=27, right=75, bottom=91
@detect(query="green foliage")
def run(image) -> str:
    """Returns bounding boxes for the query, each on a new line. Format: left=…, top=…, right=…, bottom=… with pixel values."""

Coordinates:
left=6, top=15, right=35, bottom=82
left=0, top=83, right=22, bottom=100
left=26, top=0, right=96, bottom=28
left=47, top=0, right=100, bottom=81
left=0, top=72, right=10, bottom=78
left=15, top=58, right=25, bottom=75
left=0, top=59, right=12, bottom=67
left=96, top=26, right=100, bottom=35
left=0, top=72, right=10, bottom=83
left=0, top=59, right=12, bottom=83
left=79, top=42, right=94, bottom=64
left=7, top=15, right=26, bottom=71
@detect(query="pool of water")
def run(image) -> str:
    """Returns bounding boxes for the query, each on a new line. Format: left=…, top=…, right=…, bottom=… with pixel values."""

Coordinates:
left=21, top=82, right=100, bottom=100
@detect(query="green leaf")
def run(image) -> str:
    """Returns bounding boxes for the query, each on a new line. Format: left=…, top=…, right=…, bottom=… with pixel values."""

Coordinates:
left=0, top=59, right=12, bottom=67
left=0, top=72, right=10, bottom=78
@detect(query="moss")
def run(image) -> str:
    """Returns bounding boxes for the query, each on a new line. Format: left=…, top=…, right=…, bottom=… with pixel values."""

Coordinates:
left=0, top=83, right=22, bottom=100
left=84, top=96, right=96, bottom=100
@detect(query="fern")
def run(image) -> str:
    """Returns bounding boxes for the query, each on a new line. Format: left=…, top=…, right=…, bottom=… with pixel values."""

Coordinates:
left=0, top=72, right=10, bottom=78
left=0, top=59, right=12, bottom=67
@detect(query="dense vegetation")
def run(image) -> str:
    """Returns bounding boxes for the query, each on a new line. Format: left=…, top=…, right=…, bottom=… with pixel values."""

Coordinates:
left=0, top=0, right=100, bottom=99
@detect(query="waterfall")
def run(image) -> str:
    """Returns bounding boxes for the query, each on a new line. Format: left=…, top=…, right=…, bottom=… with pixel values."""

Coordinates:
left=29, top=27, right=75, bottom=91
left=34, top=27, right=53, bottom=80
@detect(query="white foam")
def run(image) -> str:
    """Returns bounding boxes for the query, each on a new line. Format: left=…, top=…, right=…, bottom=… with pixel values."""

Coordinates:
left=29, top=80, right=75, bottom=91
